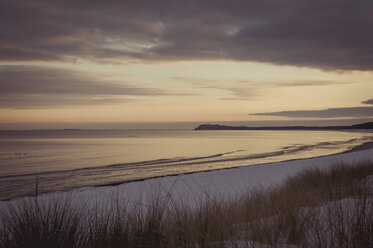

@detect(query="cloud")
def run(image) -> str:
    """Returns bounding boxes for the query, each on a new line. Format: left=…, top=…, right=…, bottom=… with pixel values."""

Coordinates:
left=173, top=76, right=350, bottom=100
left=269, top=80, right=349, bottom=88
left=1, top=0, right=373, bottom=70
left=172, top=77, right=262, bottom=100
left=0, top=66, right=172, bottom=108
left=362, top=98, right=373, bottom=105
left=250, top=107, right=373, bottom=118
left=0, top=94, right=132, bottom=109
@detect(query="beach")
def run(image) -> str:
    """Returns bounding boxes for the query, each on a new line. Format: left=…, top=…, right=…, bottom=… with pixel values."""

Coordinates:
left=64, top=144, right=373, bottom=204
left=2, top=141, right=372, bottom=209
left=1, top=137, right=372, bottom=247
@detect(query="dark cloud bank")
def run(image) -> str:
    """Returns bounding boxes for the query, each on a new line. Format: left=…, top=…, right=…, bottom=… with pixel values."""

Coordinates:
left=1, top=0, right=373, bottom=70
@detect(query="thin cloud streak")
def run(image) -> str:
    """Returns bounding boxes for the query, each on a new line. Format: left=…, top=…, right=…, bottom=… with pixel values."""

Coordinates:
left=0, top=95, right=134, bottom=109
left=173, top=77, right=351, bottom=88
left=173, top=76, right=352, bottom=100
left=0, top=66, right=179, bottom=108
left=250, top=107, right=373, bottom=118
left=1, top=0, right=373, bottom=70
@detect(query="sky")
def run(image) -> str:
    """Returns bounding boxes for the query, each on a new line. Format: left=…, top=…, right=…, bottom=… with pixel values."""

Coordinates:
left=0, top=0, right=373, bottom=129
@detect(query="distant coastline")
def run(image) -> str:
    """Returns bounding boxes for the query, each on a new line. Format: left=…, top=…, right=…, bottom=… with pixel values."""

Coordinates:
left=195, top=122, right=373, bottom=130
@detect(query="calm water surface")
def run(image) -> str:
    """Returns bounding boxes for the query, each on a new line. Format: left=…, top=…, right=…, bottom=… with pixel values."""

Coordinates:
left=0, top=130, right=372, bottom=200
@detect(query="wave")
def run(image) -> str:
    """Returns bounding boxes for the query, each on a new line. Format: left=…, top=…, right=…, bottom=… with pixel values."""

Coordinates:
left=1, top=137, right=371, bottom=181
left=0, top=150, right=246, bottom=180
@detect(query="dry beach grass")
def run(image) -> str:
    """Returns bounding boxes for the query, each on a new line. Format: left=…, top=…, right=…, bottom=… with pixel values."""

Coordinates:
left=0, top=161, right=372, bottom=248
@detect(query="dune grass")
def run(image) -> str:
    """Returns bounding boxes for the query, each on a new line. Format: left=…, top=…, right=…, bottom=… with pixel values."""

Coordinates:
left=0, top=161, right=372, bottom=248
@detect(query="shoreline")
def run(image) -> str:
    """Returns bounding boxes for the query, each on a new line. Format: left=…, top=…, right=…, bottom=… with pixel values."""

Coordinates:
left=93, top=141, right=373, bottom=188
left=343, top=141, right=373, bottom=153
left=0, top=147, right=372, bottom=224
left=2, top=140, right=373, bottom=203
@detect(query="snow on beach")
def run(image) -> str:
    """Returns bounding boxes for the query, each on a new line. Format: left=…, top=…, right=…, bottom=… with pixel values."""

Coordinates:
left=1, top=144, right=372, bottom=210
left=0, top=143, right=372, bottom=247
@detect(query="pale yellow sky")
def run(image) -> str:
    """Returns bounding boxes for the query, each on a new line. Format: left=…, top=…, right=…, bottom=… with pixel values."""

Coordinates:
left=1, top=60, right=373, bottom=124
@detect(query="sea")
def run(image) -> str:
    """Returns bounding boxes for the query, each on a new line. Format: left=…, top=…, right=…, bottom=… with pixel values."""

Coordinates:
left=0, top=129, right=372, bottom=200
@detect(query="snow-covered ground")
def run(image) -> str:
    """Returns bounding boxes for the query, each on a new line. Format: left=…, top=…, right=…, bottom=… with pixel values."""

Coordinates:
left=1, top=147, right=372, bottom=210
